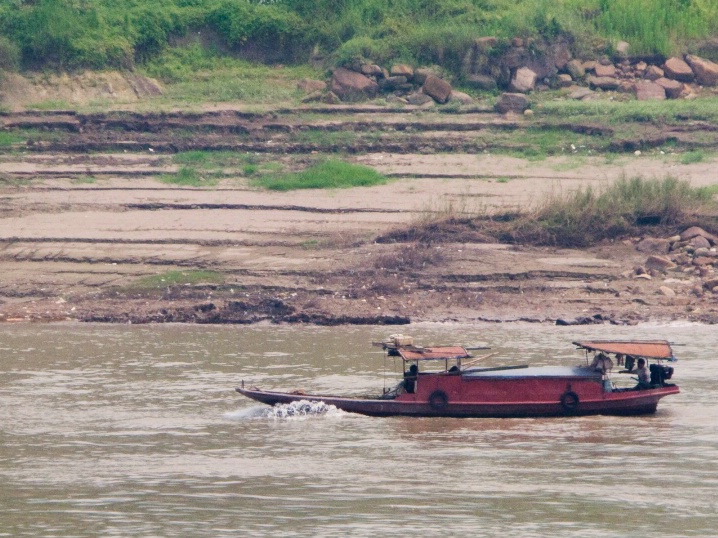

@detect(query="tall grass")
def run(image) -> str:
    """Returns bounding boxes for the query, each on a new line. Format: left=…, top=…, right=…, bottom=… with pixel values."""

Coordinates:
left=592, top=0, right=718, bottom=56
left=1, top=0, right=716, bottom=73
left=503, top=176, right=716, bottom=246
left=143, top=45, right=320, bottom=102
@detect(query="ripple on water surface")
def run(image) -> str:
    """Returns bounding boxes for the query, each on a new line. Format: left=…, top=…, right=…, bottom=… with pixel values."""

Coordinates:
left=1, top=322, right=716, bottom=537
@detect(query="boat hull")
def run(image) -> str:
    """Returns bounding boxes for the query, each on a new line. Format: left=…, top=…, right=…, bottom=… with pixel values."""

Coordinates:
left=236, top=382, right=680, bottom=418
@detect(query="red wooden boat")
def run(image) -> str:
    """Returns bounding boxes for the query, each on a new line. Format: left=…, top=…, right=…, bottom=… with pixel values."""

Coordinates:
left=236, top=336, right=680, bottom=417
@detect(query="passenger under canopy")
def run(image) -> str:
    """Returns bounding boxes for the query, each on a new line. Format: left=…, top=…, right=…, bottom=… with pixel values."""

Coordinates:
left=573, top=340, right=676, bottom=361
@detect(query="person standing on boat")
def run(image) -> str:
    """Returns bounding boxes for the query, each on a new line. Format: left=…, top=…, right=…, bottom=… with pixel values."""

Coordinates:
left=404, top=363, right=418, bottom=394
left=635, top=358, right=650, bottom=388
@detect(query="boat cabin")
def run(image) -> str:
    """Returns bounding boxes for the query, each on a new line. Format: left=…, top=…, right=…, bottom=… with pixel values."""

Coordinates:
left=376, top=335, right=677, bottom=399
left=573, top=339, right=677, bottom=389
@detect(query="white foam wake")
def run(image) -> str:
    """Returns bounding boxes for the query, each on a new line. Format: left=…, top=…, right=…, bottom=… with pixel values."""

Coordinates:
left=265, top=400, right=342, bottom=419
left=225, top=400, right=343, bottom=421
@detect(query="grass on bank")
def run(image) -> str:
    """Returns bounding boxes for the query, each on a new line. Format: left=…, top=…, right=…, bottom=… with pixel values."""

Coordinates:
left=496, top=176, right=718, bottom=247
left=142, top=45, right=321, bottom=105
left=680, top=150, right=707, bottom=164
left=251, top=159, right=388, bottom=191
left=2, top=0, right=716, bottom=73
left=160, top=151, right=284, bottom=186
left=160, top=166, right=222, bottom=187
left=129, top=270, right=225, bottom=291
left=387, top=176, right=718, bottom=248
left=534, top=97, right=718, bottom=124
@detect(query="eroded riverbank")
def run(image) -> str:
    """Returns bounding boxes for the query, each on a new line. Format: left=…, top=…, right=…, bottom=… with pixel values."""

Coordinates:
left=1, top=108, right=717, bottom=325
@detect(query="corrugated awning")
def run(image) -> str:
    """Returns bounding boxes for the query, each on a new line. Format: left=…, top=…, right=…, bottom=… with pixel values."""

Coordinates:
left=398, top=346, right=472, bottom=361
left=573, top=340, right=675, bottom=360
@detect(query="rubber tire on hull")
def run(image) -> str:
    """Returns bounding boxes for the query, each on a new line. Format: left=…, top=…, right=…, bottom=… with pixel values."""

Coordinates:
left=428, top=390, right=449, bottom=411
left=560, top=391, right=580, bottom=413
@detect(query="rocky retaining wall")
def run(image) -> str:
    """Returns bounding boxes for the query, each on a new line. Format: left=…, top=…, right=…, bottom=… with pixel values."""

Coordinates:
left=300, top=38, right=718, bottom=114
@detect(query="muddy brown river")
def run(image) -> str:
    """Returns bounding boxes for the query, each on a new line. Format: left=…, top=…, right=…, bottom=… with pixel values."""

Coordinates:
left=1, top=322, right=716, bottom=537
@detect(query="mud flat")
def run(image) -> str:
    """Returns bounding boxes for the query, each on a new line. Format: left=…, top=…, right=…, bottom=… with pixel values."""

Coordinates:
left=1, top=107, right=717, bottom=325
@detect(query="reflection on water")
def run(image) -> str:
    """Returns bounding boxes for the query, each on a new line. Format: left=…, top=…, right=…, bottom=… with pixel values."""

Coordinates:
left=1, top=322, right=716, bottom=537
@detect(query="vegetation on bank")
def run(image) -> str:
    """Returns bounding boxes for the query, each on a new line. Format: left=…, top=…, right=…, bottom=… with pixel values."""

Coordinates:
left=251, top=159, right=388, bottom=191
left=0, top=0, right=716, bottom=77
left=159, top=153, right=387, bottom=191
left=122, top=270, right=226, bottom=296
left=385, top=177, right=718, bottom=248
left=502, top=176, right=718, bottom=247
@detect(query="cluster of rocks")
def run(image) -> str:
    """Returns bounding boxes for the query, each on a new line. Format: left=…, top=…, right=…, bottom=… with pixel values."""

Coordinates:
left=298, top=37, right=718, bottom=114
left=299, top=64, right=468, bottom=107
left=557, top=54, right=718, bottom=102
left=632, top=226, right=718, bottom=297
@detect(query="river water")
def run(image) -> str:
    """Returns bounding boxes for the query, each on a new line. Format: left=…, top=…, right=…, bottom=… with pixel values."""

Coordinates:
left=1, top=322, right=716, bottom=537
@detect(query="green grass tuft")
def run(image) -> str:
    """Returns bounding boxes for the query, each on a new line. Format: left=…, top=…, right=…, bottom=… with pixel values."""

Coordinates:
left=680, top=150, right=706, bottom=164
left=252, top=159, right=387, bottom=191
left=160, top=167, right=215, bottom=187
left=132, top=270, right=225, bottom=290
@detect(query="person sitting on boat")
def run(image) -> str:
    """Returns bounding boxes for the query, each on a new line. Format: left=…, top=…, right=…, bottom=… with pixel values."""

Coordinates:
left=403, top=363, right=418, bottom=394
left=635, top=358, right=651, bottom=389
left=589, top=352, right=614, bottom=373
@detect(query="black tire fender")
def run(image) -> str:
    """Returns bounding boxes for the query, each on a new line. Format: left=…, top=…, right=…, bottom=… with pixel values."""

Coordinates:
left=560, top=391, right=580, bottom=412
left=428, top=390, right=449, bottom=411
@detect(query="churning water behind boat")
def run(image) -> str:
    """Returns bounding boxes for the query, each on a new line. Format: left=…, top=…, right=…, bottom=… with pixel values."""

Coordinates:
left=1, top=322, right=716, bottom=537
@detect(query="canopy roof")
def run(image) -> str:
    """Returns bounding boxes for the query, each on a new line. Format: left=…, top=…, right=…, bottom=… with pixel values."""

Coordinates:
left=573, top=340, right=675, bottom=360
left=398, top=346, right=471, bottom=362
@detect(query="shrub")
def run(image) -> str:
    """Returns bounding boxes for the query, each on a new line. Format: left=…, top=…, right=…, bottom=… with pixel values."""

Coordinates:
left=0, top=36, right=19, bottom=70
left=207, top=1, right=305, bottom=58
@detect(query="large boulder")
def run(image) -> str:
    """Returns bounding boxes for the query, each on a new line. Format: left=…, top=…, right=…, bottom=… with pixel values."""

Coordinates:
left=636, top=237, right=670, bottom=255
left=413, top=67, right=439, bottom=85
left=549, top=41, right=572, bottom=70
left=509, top=67, right=537, bottom=93
left=588, top=76, right=620, bottom=90
left=568, top=87, right=596, bottom=100
left=615, top=41, right=631, bottom=57
left=449, top=90, right=474, bottom=105
left=594, top=63, right=616, bottom=77
left=634, top=80, right=666, bottom=100
left=360, top=64, right=383, bottom=77
left=565, top=59, right=585, bottom=79
left=685, top=55, right=718, bottom=86
left=680, top=226, right=718, bottom=244
left=390, top=64, right=414, bottom=79
left=422, top=75, right=452, bottom=103
left=644, top=65, right=664, bottom=80
left=645, top=255, right=676, bottom=272
left=495, top=92, right=529, bottom=113
left=654, top=77, right=683, bottom=98
left=406, top=92, right=434, bottom=106
left=556, top=74, right=573, bottom=88
left=378, top=76, right=409, bottom=92
left=330, top=68, right=378, bottom=102
left=663, top=57, right=694, bottom=82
